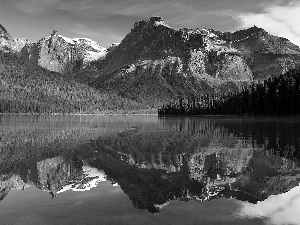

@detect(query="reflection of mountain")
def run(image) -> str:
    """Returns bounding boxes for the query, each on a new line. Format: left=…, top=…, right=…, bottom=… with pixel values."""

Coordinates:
left=1, top=117, right=300, bottom=214
left=79, top=118, right=300, bottom=212
left=37, top=156, right=107, bottom=197
left=85, top=145, right=300, bottom=213
left=0, top=152, right=106, bottom=201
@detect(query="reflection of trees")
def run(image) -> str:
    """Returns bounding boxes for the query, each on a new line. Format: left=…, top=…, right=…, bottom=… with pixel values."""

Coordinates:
left=160, top=117, right=300, bottom=161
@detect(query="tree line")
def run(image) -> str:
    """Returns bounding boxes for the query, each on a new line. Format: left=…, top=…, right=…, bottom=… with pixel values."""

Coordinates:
left=158, top=67, right=300, bottom=116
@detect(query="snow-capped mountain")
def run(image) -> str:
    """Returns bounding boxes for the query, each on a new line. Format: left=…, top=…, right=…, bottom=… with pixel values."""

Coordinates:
left=57, top=35, right=107, bottom=62
left=20, top=30, right=107, bottom=74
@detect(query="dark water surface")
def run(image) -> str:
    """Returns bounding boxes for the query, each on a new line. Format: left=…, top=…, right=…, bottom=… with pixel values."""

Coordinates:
left=1, top=115, right=300, bottom=225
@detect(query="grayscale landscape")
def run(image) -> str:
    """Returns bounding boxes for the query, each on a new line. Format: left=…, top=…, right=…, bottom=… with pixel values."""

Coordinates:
left=0, top=0, right=300, bottom=224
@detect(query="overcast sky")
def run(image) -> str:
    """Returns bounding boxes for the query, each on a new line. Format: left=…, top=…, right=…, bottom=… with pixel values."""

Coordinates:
left=0, top=0, right=299, bottom=47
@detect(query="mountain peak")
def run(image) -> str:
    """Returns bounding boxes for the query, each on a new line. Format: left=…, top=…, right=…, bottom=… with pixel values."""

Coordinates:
left=133, top=16, right=171, bottom=30
left=246, top=25, right=267, bottom=34
left=149, top=16, right=164, bottom=23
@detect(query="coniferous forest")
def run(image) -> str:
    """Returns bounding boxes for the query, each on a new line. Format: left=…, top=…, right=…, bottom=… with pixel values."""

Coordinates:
left=158, top=67, right=300, bottom=116
left=0, top=51, right=153, bottom=114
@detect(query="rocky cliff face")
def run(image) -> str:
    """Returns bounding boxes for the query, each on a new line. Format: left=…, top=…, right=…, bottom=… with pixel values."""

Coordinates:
left=20, top=30, right=107, bottom=74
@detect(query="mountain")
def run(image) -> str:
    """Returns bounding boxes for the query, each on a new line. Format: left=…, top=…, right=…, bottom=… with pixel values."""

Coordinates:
left=218, top=26, right=300, bottom=80
left=85, top=17, right=300, bottom=107
left=1, top=18, right=300, bottom=111
left=21, top=30, right=107, bottom=74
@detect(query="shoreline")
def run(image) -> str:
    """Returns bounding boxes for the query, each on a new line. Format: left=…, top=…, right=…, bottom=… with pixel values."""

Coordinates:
left=1, top=113, right=300, bottom=119
left=0, top=112, right=158, bottom=116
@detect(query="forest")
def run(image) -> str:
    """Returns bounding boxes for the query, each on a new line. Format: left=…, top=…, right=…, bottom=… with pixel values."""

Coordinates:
left=158, top=67, right=300, bottom=116
left=0, top=51, right=153, bottom=114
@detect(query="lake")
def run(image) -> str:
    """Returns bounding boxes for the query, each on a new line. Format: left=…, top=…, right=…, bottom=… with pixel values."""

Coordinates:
left=0, top=115, right=300, bottom=225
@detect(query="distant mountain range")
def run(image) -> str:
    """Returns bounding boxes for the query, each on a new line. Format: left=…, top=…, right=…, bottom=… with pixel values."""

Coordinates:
left=1, top=16, right=300, bottom=112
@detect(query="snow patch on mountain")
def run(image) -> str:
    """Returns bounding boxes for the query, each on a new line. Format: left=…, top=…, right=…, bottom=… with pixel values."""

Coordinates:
left=57, top=35, right=105, bottom=51
left=73, top=38, right=104, bottom=51
left=85, top=50, right=107, bottom=62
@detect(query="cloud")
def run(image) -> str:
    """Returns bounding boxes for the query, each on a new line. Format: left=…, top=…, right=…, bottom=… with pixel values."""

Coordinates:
left=237, top=185, right=300, bottom=225
left=235, top=0, right=300, bottom=47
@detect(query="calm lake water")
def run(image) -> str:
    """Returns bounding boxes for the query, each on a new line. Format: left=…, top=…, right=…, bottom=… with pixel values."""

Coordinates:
left=1, top=115, right=300, bottom=225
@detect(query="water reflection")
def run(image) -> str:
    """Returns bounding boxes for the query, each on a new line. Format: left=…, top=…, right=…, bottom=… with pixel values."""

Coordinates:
left=83, top=117, right=300, bottom=212
left=0, top=151, right=107, bottom=201
left=0, top=115, right=300, bottom=223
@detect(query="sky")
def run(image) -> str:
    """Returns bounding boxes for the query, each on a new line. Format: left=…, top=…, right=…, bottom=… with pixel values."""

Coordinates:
left=0, top=0, right=299, bottom=48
